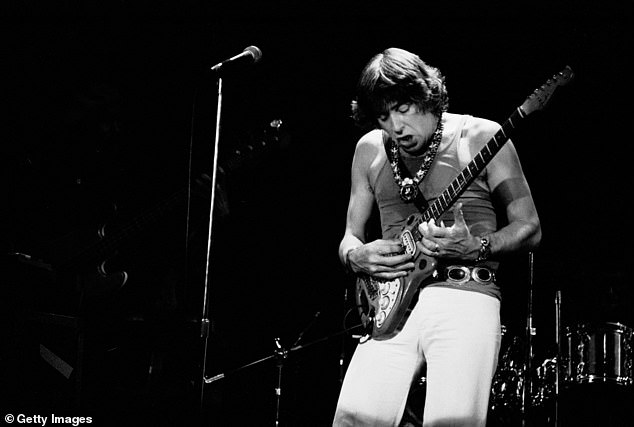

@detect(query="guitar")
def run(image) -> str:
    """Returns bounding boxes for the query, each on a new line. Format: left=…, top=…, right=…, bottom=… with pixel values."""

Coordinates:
left=30, top=119, right=287, bottom=296
left=355, top=67, right=574, bottom=340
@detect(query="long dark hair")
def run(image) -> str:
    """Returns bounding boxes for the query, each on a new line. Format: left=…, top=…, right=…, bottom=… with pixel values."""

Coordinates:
left=351, top=48, right=449, bottom=129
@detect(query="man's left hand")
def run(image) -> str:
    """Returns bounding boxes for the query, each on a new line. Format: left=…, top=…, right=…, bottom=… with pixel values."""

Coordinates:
left=417, top=203, right=478, bottom=259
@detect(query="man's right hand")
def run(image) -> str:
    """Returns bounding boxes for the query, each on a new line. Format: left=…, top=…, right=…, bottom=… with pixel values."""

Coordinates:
left=347, top=239, right=414, bottom=279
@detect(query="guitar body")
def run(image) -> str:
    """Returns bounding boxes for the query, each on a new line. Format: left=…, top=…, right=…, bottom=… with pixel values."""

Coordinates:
left=94, top=219, right=129, bottom=290
left=76, top=260, right=129, bottom=300
left=355, top=215, right=437, bottom=340
left=47, top=213, right=130, bottom=299
left=52, top=120, right=286, bottom=291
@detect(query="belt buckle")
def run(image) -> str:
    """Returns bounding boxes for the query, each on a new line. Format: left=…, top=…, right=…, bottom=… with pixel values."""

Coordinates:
left=472, top=266, right=494, bottom=284
left=445, top=265, right=494, bottom=285
left=446, top=266, right=471, bottom=284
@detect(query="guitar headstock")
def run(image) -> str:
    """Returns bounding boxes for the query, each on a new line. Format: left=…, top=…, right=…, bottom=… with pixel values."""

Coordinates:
left=521, top=66, right=574, bottom=116
left=221, top=118, right=290, bottom=173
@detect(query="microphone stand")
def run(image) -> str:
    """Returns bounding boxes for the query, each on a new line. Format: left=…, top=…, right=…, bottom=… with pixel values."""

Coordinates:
left=521, top=252, right=535, bottom=425
left=554, top=290, right=562, bottom=427
left=198, top=74, right=224, bottom=411
left=274, top=337, right=286, bottom=427
left=272, top=311, right=320, bottom=427
left=205, top=320, right=362, bottom=425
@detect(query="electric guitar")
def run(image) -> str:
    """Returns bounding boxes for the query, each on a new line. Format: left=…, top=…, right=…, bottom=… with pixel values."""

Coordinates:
left=355, top=67, right=574, bottom=340
left=29, top=119, right=287, bottom=295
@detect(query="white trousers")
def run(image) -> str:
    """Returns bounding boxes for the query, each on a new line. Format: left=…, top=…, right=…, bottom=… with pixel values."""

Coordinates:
left=333, top=287, right=501, bottom=427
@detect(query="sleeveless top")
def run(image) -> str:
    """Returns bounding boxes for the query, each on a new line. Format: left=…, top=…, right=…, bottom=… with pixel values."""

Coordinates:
left=371, top=114, right=502, bottom=300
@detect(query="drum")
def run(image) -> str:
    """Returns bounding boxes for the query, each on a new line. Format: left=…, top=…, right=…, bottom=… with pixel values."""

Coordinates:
left=489, top=326, right=525, bottom=412
left=564, top=322, right=633, bottom=386
left=532, top=357, right=557, bottom=406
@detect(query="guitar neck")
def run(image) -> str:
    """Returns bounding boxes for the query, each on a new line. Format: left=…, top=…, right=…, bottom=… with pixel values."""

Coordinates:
left=58, top=121, right=287, bottom=269
left=102, top=191, right=185, bottom=252
left=416, top=107, right=527, bottom=227
left=58, top=189, right=186, bottom=269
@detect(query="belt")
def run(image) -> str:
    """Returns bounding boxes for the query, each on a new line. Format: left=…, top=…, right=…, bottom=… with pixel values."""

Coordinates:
left=433, top=265, right=496, bottom=285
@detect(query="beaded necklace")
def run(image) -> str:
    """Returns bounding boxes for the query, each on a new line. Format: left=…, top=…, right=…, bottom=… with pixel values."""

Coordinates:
left=389, top=115, right=444, bottom=202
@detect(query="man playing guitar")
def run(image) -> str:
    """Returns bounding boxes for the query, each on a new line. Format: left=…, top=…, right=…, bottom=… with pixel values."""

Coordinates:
left=333, top=48, right=543, bottom=426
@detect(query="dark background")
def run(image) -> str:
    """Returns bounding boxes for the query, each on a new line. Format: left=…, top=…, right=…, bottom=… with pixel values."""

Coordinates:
left=2, top=1, right=632, bottom=426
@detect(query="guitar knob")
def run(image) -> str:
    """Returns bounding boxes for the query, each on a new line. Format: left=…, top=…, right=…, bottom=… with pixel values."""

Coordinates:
left=380, top=296, right=390, bottom=310
left=376, top=311, right=386, bottom=326
left=379, top=282, right=390, bottom=295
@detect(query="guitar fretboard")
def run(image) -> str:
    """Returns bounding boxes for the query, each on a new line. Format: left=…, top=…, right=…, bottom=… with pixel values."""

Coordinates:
left=413, top=107, right=526, bottom=230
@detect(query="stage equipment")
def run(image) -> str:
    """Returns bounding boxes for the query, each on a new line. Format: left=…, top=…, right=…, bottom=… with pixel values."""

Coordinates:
left=204, top=318, right=362, bottom=425
left=198, top=45, right=263, bottom=411
left=563, top=321, right=632, bottom=386
left=211, top=45, right=262, bottom=72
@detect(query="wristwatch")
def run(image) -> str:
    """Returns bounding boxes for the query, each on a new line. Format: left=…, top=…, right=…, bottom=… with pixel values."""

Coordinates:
left=475, top=236, right=491, bottom=263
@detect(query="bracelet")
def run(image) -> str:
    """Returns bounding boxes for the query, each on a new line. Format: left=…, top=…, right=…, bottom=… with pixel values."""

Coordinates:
left=475, top=236, right=491, bottom=263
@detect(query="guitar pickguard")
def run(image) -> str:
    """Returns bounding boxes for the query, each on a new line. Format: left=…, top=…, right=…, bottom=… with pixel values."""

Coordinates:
left=358, top=276, right=401, bottom=329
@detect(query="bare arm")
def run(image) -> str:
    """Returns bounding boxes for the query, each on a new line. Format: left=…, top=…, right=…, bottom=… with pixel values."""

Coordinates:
left=484, top=140, right=542, bottom=255
left=418, top=122, right=541, bottom=260
left=338, top=136, right=375, bottom=264
left=339, top=133, right=415, bottom=279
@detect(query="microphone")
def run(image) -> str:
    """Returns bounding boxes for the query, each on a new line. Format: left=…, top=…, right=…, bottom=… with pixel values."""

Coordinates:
left=210, top=45, right=262, bottom=72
